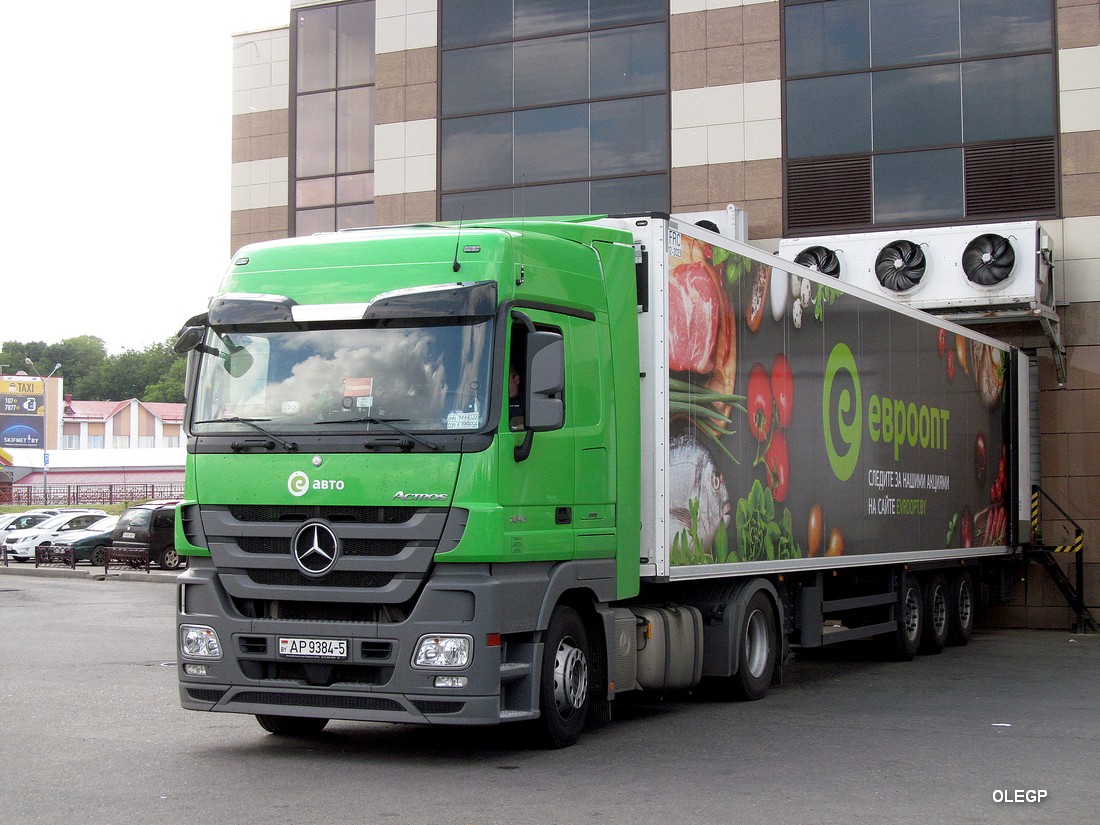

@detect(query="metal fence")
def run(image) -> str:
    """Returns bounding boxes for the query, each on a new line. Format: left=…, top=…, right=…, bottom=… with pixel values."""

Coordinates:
left=7, top=484, right=185, bottom=506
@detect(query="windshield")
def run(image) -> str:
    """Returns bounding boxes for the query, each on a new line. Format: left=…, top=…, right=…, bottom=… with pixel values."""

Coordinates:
left=191, top=321, right=494, bottom=435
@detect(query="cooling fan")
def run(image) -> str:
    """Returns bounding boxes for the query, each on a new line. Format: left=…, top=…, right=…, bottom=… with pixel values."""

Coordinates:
left=962, top=233, right=1015, bottom=287
left=794, top=246, right=841, bottom=279
left=875, top=240, right=926, bottom=292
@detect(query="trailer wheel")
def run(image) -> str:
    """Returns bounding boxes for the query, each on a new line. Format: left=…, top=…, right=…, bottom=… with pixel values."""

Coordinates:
left=884, top=578, right=923, bottom=661
left=947, top=571, right=975, bottom=646
left=537, top=605, right=590, bottom=748
left=919, top=575, right=949, bottom=655
left=732, top=591, right=777, bottom=701
left=255, top=715, right=329, bottom=736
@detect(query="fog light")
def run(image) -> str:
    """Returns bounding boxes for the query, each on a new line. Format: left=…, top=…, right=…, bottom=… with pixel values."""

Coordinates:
left=413, top=634, right=472, bottom=668
left=434, top=675, right=468, bottom=688
left=184, top=663, right=208, bottom=676
left=180, top=624, right=222, bottom=659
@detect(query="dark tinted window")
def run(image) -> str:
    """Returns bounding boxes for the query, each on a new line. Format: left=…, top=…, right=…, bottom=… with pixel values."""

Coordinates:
left=872, top=65, right=961, bottom=151
left=784, top=0, right=869, bottom=77
left=292, top=1, right=376, bottom=235
left=441, top=0, right=512, bottom=47
left=870, top=0, right=959, bottom=67
left=962, top=54, right=1056, bottom=142
left=786, top=75, right=871, bottom=158
left=962, top=0, right=1052, bottom=57
left=440, top=1, right=669, bottom=219
left=441, top=44, right=513, bottom=116
left=873, top=149, right=964, bottom=223
left=782, top=0, right=1056, bottom=231
left=515, top=34, right=589, bottom=107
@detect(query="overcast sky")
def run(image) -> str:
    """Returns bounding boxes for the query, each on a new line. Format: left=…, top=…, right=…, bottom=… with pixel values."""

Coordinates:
left=3, top=0, right=290, bottom=358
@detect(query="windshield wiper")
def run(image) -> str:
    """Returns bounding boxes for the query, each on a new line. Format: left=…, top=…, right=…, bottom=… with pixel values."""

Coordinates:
left=193, top=417, right=298, bottom=452
left=314, top=416, right=441, bottom=452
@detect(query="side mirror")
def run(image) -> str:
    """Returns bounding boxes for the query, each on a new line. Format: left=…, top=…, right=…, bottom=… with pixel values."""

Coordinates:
left=524, top=331, right=565, bottom=432
left=174, top=325, right=205, bottom=354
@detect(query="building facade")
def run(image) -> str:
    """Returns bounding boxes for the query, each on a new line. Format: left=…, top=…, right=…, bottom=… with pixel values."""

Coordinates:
left=230, top=0, right=1099, bottom=627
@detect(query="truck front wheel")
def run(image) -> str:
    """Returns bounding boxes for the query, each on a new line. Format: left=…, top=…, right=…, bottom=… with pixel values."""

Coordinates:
left=256, top=715, right=329, bottom=736
left=732, top=591, right=777, bottom=701
left=538, top=605, right=590, bottom=748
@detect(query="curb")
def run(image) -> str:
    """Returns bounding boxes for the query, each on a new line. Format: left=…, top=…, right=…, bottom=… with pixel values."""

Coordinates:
left=0, top=564, right=181, bottom=585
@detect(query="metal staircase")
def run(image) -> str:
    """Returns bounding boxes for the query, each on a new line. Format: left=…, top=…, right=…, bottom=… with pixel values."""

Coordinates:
left=1030, top=486, right=1095, bottom=633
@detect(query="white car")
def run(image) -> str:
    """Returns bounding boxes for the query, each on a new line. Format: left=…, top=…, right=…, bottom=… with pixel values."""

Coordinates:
left=3, top=510, right=108, bottom=562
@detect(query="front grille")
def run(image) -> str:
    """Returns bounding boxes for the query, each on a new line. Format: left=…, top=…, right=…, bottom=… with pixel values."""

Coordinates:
left=248, top=569, right=395, bottom=589
left=231, top=691, right=403, bottom=712
left=237, top=535, right=408, bottom=557
left=229, top=505, right=415, bottom=525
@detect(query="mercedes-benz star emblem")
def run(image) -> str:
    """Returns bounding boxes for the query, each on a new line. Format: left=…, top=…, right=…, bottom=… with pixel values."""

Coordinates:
left=292, top=521, right=340, bottom=577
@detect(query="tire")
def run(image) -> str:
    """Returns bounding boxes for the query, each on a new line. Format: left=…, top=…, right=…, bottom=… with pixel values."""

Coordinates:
left=919, top=574, right=950, bottom=655
left=537, top=605, right=591, bottom=748
left=947, top=571, right=975, bottom=646
left=91, top=545, right=108, bottom=567
left=732, top=591, right=777, bottom=701
left=12, top=557, right=28, bottom=563
left=884, top=578, right=923, bottom=661
left=158, top=547, right=182, bottom=570
left=255, top=715, right=329, bottom=736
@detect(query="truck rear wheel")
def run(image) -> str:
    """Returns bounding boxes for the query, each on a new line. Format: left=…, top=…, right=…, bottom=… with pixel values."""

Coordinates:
left=919, top=574, right=949, bottom=655
left=537, top=605, right=590, bottom=748
left=947, top=571, right=975, bottom=646
left=884, top=578, right=923, bottom=661
left=256, top=715, right=329, bottom=736
left=732, top=591, right=776, bottom=701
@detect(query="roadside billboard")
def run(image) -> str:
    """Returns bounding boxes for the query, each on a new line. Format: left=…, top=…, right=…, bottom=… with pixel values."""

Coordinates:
left=1, top=376, right=46, bottom=449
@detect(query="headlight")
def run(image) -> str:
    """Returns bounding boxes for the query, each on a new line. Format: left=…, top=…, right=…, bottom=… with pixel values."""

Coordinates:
left=180, top=624, right=222, bottom=659
left=412, top=634, right=472, bottom=669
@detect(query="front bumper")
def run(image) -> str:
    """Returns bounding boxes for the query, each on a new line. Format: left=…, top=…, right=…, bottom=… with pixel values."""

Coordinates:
left=177, top=558, right=539, bottom=727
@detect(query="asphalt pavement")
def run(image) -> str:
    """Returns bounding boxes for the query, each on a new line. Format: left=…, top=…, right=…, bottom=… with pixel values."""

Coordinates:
left=1, top=565, right=1097, bottom=825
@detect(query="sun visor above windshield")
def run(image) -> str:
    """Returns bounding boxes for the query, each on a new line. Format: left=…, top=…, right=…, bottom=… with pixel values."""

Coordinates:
left=364, top=281, right=497, bottom=319
left=208, top=293, right=297, bottom=326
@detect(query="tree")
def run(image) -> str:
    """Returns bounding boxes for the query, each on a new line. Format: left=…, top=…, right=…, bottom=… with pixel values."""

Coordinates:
left=4, top=336, right=184, bottom=402
left=143, top=357, right=187, bottom=403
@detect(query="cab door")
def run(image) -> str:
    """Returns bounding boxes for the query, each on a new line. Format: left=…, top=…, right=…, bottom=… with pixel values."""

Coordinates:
left=496, top=310, right=576, bottom=562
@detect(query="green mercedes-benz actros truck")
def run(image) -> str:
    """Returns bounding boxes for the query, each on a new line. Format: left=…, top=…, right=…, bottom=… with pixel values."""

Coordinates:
left=174, top=211, right=1030, bottom=746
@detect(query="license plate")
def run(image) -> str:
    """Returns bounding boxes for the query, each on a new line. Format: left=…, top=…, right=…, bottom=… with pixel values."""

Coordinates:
left=122, top=532, right=136, bottom=539
left=278, top=637, right=348, bottom=659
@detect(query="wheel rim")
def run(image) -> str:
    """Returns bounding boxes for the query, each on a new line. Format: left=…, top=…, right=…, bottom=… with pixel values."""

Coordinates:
left=903, top=588, right=920, bottom=641
left=163, top=549, right=179, bottom=568
left=958, top=580, right=973, bottom=628
left=553, top=636, right=588, bottom=719
left=932, top=586, right=948, bottom=636
left=744, top=609, right=770, bottom=678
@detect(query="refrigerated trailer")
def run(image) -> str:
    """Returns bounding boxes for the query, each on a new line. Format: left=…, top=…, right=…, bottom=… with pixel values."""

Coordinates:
left=173, top=211, right=1029, bottom=746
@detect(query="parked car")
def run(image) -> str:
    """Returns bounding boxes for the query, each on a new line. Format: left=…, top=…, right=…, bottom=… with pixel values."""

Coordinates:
left=48, top=515, right=120, bottom=566
left=111, top=500, right=183, bottom=570
left=0, top=510, right=60, bottom=535
left=3, top=510, right=108, bottom=562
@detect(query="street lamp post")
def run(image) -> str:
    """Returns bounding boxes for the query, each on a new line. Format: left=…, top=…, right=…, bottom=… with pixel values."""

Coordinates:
left=24, top=358, right=61, bottom=505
